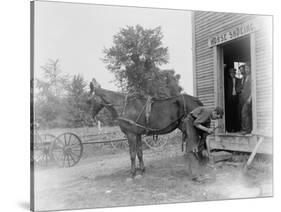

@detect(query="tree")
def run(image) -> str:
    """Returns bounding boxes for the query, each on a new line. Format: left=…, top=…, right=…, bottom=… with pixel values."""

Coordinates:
left=65, top=74, right=93, bottom=127
left=103, top=25, right=182, bottom=97
left=34, top=59, right=70, bottom=128
left=149, top=69, right=183, bottom=98
left=36, top=59, right=69, bottom=100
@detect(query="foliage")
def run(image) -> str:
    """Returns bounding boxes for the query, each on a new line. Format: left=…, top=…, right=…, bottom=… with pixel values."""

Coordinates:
left=65, top=75, right=94, bottom=127
left=36, top=59, right=69, bottom=100
left=103, top=25, right=182, bottom=97
left=35, top=25, right=184, bottom=129
left=34, top=60, right=95, bottom=129
left=35, top=59, right=70, bottom=128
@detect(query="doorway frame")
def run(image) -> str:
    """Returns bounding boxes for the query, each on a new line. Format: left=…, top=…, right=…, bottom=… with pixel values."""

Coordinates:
left=213, top=33, right=257, bottom=134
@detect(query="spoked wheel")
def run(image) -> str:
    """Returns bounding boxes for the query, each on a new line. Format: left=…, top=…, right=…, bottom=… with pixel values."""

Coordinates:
left=143, top=136, right=168, bottom=150
left=111, top=139, right=129, bottom=150
left=33, top=134, right=56, bottom=166
left=52, top=133, right=83, bottom=167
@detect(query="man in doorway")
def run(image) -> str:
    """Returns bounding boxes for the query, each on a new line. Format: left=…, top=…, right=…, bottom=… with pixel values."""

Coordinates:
left=225, top=67, right=241, bottom=132
left=239, top=64, right=252, bottom=134
left=182, top=106, right=223, bottom=181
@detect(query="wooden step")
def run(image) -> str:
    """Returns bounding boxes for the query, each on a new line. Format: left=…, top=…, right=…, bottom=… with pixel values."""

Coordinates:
left=211, top=151, right=232, bottom=162
left=206, top=134, right=272, bottom=154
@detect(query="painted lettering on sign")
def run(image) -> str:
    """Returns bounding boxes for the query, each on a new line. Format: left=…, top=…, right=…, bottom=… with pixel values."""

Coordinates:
left=208, top=21, right=258, bottom=47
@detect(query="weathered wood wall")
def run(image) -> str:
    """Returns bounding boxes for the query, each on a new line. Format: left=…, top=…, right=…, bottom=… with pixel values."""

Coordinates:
left=254, top=20, right=272, bottom=134
left=192, top=11, right=272, bottom=135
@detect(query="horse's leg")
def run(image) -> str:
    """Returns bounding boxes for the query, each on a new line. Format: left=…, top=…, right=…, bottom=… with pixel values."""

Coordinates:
left=136, top=135, right=145, bottom=174
left=127, top=133, right=137, bottom=178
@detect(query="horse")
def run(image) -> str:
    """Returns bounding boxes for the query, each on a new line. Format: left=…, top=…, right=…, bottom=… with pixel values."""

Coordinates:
left=88, top=81, right=203, bottom=178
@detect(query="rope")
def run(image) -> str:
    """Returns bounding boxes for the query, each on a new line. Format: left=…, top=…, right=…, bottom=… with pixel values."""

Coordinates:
left=118, top=116, right=183, bottom=133
left=118, top=117, right=159, bottom=131
left=135, top=102, right=147, bottom=123
left=121, top=94, right=128, bottom=116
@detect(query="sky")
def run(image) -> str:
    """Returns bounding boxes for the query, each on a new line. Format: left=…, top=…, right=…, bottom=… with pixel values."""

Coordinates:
left=34, top=1, right=194, bottom=94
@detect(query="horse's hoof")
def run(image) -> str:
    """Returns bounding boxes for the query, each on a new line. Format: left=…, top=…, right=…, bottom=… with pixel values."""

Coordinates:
left=135, top=174, right=143, bottom=179
left=126, top=177, right=133, bottom=183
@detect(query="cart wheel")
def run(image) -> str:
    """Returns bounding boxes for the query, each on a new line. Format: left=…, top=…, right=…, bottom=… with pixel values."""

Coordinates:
left=34, top=133, right=56, bottom=166
left=111, top=140, right=128, bottom=150
left=143, top=136, right=168, bottom=150
left=52, top=133, right=83, bottom=167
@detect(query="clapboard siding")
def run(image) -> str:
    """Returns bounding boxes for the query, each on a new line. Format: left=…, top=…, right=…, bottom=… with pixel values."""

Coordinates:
left=196, top=16, right=253, bottom=40
left=193, top=11, right=251, bottom=107
left=193, top=11, right=272, bottom=136
left=255, top=26, right=272, bottom=133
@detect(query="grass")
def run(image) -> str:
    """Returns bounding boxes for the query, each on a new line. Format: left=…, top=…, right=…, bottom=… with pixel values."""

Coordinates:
left=36, top=126, right=183, bottom=165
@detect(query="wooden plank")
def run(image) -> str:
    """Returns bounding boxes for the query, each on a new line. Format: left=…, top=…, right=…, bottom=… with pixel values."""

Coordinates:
left=195, top=53, right=213, bottom=61
left=197, top=80, right=215, bottom=86
left=196, top=73, right=214, bottom=80
left=244, top=136, right=264, bottom=168
left=195, top=15, right=253, bottom=36
left=194, top=11, right=220, bottom=23
left=83, top=138, right=127, bottom=144
left=196, top=69, right=213, bottom=75
left=197, top=80, right=214, bottom=87
left=212, top=151, right=233, bottom=162
left=197, top=88, right=214, bottom=94
left=196, top=93, right=215, bottom=98
left=196, top=17, right=256, bottom=41
left=207, top=134, right=272, bottom=154
left=255, top=25, right=273, bottom=134
left=250, top=33, right=258, bottom=134
left=192, top=11, right=197, bottom=96
left=196, top=62, right=213, bottom=69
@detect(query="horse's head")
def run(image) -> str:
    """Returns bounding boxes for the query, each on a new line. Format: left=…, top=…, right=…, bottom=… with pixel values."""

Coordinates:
left=87, top=95, right=105, bottom=118
left=88, top=79, right=121, bottom=119
left=87, top=78, right=104, bottom=118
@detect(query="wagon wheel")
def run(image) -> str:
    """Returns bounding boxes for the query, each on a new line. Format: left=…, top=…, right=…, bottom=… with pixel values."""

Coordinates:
left=52, top=133, right=83, bottom=167
left=33, top=133, right=56, bottom=166
left=143, top=136, right=168, bottom=150
left=111, top=139, right=129, bottom=150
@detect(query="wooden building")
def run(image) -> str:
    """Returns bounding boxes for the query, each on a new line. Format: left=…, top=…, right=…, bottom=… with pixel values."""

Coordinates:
left=191, top=11, right=272, bottom=154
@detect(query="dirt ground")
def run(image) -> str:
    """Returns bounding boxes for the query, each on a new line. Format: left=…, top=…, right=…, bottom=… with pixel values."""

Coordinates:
left=34, top=141, right=272, bottom=211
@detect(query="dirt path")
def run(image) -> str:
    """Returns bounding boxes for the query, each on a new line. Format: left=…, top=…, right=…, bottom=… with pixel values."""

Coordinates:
left=34, top=145, right=272, bottom=211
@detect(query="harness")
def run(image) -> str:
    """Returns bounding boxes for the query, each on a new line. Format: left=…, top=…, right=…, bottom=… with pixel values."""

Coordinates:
left=99, top=93, right=188, bottom=135
left=123, top=94, right=187, bottom=135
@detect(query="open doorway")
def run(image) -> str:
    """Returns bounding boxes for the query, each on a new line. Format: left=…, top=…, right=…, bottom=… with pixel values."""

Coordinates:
left=222, top=36, right=252, bottom=133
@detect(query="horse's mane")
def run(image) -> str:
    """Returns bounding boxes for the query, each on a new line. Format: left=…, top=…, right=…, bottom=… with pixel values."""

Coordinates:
left=96, top=88, right=124, bottom=98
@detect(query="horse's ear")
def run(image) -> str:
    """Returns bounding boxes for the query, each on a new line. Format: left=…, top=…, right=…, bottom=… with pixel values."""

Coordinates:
left=90, top=82, right=94, bottom=94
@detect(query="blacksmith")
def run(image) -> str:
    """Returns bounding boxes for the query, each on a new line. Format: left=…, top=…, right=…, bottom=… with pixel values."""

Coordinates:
left=182, top=106, right=223, bottom=181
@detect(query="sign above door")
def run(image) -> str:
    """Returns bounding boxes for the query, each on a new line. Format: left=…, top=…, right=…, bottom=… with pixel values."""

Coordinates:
left=208, top=19, right=260, bottom=47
